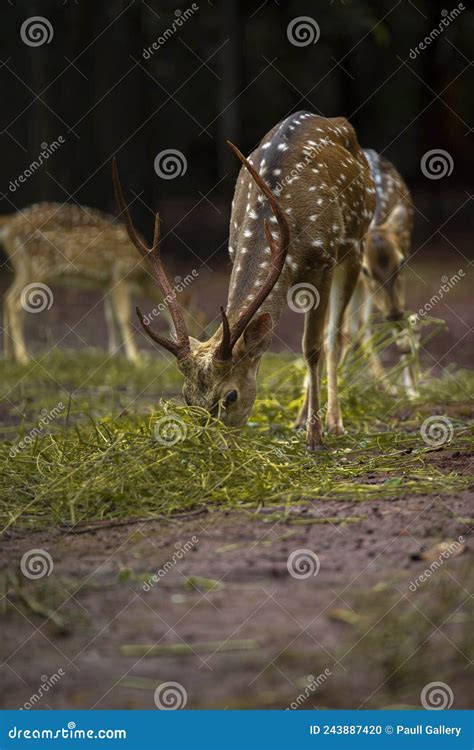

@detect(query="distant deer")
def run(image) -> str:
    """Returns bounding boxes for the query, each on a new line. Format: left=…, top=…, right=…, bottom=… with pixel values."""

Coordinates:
left=114, top=111, right=375, bottom=450
left=346, top=149, right=418, bottom=396
left=1, top=203, right=205, bottom=363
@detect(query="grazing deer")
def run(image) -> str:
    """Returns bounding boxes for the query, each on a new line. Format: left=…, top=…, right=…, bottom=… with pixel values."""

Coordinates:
left=1, top=203, right=204, bottom=363
left=345, top=149, right=418, bottom=396
left=113, top=111, right=375, bottom=450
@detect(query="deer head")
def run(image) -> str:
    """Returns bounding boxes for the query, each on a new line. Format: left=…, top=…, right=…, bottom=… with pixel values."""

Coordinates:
left=112, top=144, right=290, bottom=427
left=363, top=205, right=408, bottom=322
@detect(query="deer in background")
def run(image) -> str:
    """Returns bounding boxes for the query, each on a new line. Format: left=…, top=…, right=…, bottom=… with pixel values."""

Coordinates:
left=1, top=203, right=205, bottom=363
left=114, top=111, right=375, bottom=450
left=345, top=149, right=418, bottom=397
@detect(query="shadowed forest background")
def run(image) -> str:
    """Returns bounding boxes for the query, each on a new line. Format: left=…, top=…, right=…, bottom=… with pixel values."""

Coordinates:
left=1, top=0, right=472, bottom=259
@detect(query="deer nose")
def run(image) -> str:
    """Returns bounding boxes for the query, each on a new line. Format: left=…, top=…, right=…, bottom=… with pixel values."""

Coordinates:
left=386, top=310, right=403, bottom=322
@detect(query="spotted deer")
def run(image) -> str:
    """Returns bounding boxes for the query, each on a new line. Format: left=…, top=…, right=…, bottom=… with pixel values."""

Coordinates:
left=1, top=203, right=205, bottom=363
left=114, top=111, right=375, bottom=450
left=346, top=149, right=418, bottom=396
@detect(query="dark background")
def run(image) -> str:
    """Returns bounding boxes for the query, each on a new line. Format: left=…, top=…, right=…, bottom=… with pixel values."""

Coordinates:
left=0, top=0, right=472, bottom=265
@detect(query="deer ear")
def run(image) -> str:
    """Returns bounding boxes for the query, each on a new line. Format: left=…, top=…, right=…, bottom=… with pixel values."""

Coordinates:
left=242, top=313, right=273, bottom=358
left=188, top=336, right=200, bottom=351
left=385, top=205, right=407, bottom=233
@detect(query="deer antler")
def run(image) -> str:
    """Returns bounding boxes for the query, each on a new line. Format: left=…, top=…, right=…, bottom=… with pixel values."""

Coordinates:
left=214, top=141, right=290, bottom=361
left=112, top=159, right=191, bottom=360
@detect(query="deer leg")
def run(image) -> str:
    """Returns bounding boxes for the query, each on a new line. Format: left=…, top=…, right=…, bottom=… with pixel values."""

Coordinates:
left=303, top=271, right=333, bottom=451
left=4, top=280, right=29, bottom=363
left=402, top=360, right=419, bottom=399
left=362, top=296, right=397, bottom=395
left=3, top=296, right=13, bottom=358
left=110, top=281, right=139, bottom=362
left=325, top=258, right=360, bottom=435
left=394, top=328, right=420, bottom=399
left=362, top=295, right=384, bottom=379
left=342, top=277, right=364, bottom=366
left=294, top=373, right=309, bottom=430
left=104, top=296, right=120, bottom=356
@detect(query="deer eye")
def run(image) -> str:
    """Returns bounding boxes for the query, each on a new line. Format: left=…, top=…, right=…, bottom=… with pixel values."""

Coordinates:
left=362, top=267, right=372, bottom=278
left=224, top=389, right=238, bottom=405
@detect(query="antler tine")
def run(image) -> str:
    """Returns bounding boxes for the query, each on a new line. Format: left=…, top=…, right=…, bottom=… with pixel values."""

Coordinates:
left=136, top=306, right=180, bottom=356
left=215, top=142, right=290, bottom=357
left=112, top=159, right=190, bottom=359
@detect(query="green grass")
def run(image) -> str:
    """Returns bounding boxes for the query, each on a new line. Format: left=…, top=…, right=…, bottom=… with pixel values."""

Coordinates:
left=0, top=348, right=182, bottom=432
left=0, top=320, right=473, bottom=534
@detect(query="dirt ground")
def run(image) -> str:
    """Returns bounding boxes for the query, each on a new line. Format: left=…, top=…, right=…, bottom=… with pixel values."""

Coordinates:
left=0, top=254, right=472, bottom=710
left=0, top=438, right=472, bottom=710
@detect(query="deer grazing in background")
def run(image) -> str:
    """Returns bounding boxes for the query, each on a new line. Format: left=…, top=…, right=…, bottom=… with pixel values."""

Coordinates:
left=345, top=149, right=418, bottom=397
left=114, top=111, right=375, bottom=450
left=1, top=203, right=205, bottom=363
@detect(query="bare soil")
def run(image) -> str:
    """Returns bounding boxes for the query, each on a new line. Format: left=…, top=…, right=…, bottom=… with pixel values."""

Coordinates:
left=0, top=441, right=472, bottom=710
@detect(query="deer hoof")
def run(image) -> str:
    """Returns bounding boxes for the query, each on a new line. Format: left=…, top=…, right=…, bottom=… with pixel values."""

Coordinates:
left=326, top=421, right=346, bottom=436
left=306, top=441, right=327, bottom=452
left=305, top=425, right=325, bottom=451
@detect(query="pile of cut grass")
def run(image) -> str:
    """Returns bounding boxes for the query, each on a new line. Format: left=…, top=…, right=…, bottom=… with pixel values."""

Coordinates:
left=1, top=320, right=473, bottom=533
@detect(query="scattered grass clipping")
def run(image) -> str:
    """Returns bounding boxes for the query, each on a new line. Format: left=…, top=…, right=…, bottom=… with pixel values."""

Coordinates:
left=0, top=319, right=473, bottom=533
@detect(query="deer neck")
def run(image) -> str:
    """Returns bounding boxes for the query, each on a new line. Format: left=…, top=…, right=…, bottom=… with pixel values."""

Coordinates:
left=225, top=229, right=290, bottom=330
